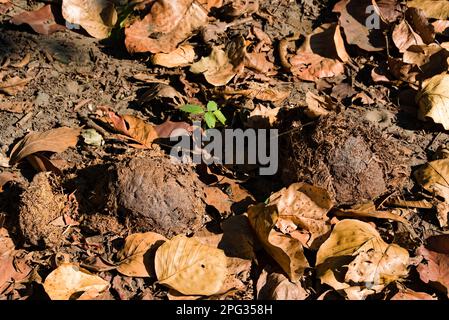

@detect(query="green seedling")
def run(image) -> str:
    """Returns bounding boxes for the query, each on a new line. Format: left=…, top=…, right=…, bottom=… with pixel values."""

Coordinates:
left=180, top=101, right=227, bottom=129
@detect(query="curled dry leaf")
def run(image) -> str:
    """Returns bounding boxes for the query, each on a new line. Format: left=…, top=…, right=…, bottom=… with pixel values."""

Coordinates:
left=316, top=219, right=409, bottom=300
left=416, top=246, right=449, bottom=298
left=11, top=5, right=65, bottom=35
left=256, top=267, right=309, bottom=300
left=372, top=0, right=403, bottom=23
left=408, top=0, right=449, bottom=20
left=62, top=0, right=117, bottom=39
left=152, top=44, right=196, bottom=68
left=246, top=105, right=281, bottom=128
left=125, top=0, right=208, bottom=54
left=117, top=232, right=167, bottom=278
left=269, top=183, right=334, bottom=250
left=248, top=203, right=309, bottom=282
left=304, top=92, right=335, bottom=118
left=414, top=158, right=449, bottom=227
left=334, top=0, right=385, bottom=52
left=392, top=20, right=424, bottom=53
left=290, top=23, right=348, bottom=81
left=0, top=172, right=18, bottom=192
left=155, top=235, right=228, bottom=296
left=416, top=73, right=449, bottom=130
left=190, top=46, right=240, bottom=86
left=9, top=127, right=80, bottom=165
left=43, top=263, right=109, bottom=300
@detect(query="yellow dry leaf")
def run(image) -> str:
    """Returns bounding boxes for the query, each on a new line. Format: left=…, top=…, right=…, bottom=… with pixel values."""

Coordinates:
left=155, top=235, right=228, bottom=296
left=43, top=263, right=110, bottom=300
left=316, top=220, right=409, bottom=300
left=152, top=44, right=196, bottom=68
left=414, top=158, right=449, bottom=227
left=117, top=232, right=167, bottom=278
left=62, top=0, right=117, bottom=39
left=248, top=203, right=309, bottom=282
left=408, top=0, right=449, bottom=19
left=416, top=73, right=449, bottom=130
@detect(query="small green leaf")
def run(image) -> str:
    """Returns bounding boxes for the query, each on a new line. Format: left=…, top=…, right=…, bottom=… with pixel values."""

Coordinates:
left=207, top=101, right=218, bottom=112
left=213, top=110, right=227, bottom=125
left=204, top=112, right=217, bottom=128
left=180, top=104, right=205, bottom=115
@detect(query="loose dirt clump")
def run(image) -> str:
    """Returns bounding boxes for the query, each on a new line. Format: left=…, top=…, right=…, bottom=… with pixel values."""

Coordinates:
left=106, top=153, right=207, bottom=238
left=18, top=172, right=69, bottom=247
left=281, top=111, right=411, bottom=204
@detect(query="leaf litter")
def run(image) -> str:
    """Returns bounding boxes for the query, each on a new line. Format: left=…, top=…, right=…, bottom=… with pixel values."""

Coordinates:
left=2, top=0, right=449, bottom=301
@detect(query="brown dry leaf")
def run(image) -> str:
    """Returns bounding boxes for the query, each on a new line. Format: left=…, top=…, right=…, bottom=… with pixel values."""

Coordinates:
left=62, top=0, right=117, bottom=39
left=416, top=73, right=449, bottom=130
left=9, top=127, right=80, bottom=165
left=0, top=76, right=32, bottom=96
left=0, top=228, right=14, bottom=257
left=0, top=251, right=32, bottom=294
left=403, top=43, right=449, bottom=67
left=408, top=0, right=449, bottom=19
left=256, top=267, right=309, bottom=300
left=248, top=203, right=309, bottom=282
left=246, top=105, right=281, bottom=128
left=392, top=20, right=425, bottom=53
left=290, top=23, right=348, bottom=81
left=222, top=84, right=291, bottom=105
left=190, top=47, right=239, bottom=86
left=151, top=44, right=196, bottom=68
left=0, top=101, right=33, bottom=113
left=0, top=172, right=18, bottom=192
left=117, top=232, right=167, bottom=278
left=316, top=219, right=409, bottom=300
left=334, top=0, right=385, bottom=52
left=204, top=186, right=232, bottom=215
left=304, top=92, right=335, bottom=118
left=269, top=183, right=334, bottom=250
left=391, top=288, right=436, bottom=300
left=335, top=202, right=410, bottom=225
left=405, top=8, right=435, bottom=44
left=155, top=235, right=228, bottom=296
left=105, top=112, right=158, bottom=148
left=125, top=0, right=208, bottom=54
left=43, top=263, right=110, bottom=300
left=417, top=246, right=449, bottom=297
left=11, top=5, right=65, bottom=35
left=372, top=0, right=403, bottom=23
left=414, top=158, right=449, bottom=227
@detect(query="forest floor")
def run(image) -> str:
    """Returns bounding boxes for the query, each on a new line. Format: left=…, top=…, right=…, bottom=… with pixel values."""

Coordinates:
left=1, top=0, right=449, bottom=300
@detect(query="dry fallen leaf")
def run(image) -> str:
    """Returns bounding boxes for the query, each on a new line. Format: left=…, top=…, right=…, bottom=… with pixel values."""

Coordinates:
left=391, top=288, right=436, bottom=300
left=0, top=172, right=17, bottom=192
left=408, top=0, right=449, bottom=19
left=117, top=232, right=167, bottom=278
left=304, top=92, right=336, bottom=118
left=334, top=0, right=386, bottom=52
left=0, top=251, right=32, bottom=295
left=43, top=263, right=110, bottom=300
left=62, top=0, right=117, bottom=39
left=316, top=219, right=409, bottom=300
left=9, top=127, right=80, bottom=165
left=416, top=73, right=449, bottom=130
left=290, top=23, right=348, bottom=81
left=417, top=246, right=449, bottom=298
left=152, top=44, right=196, bottom=68
left=256, top=267, right=309, bottom=300
left=0, top=76, right=32, bottom=96
left=414, top=158, right=449, bottom=227
left=11, top=5, right=66, bottom=35
left=155, top=235, right=228, bottom=296
left=125, top=0, right=208, bottom=54
left=248, top=203, right=310, bottom=282
left=190, top=47, right=239, bottom=86
left=246, top=105, right=281, bottom=128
